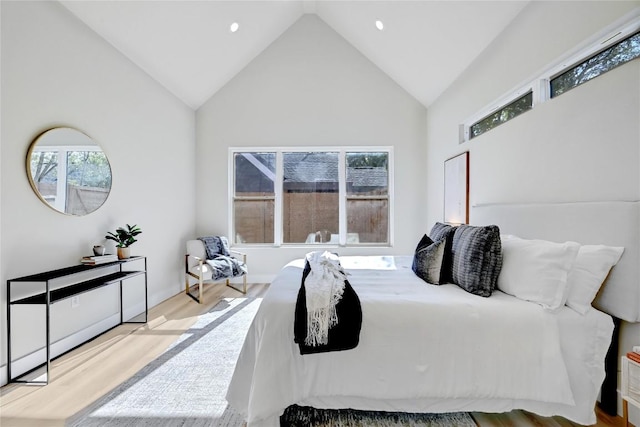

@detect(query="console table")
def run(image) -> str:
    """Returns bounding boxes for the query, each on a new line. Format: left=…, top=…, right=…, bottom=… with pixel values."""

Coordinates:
left=6, top=256, right=147, bottom=384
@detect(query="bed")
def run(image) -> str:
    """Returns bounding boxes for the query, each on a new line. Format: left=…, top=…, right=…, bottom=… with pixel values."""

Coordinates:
left=226, top=201, right=640, bottom=427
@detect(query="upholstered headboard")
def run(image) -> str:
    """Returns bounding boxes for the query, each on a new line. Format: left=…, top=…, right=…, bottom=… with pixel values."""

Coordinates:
left=471, top=201, right=640, bottom=322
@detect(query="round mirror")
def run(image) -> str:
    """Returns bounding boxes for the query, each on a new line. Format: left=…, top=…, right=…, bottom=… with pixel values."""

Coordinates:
left=26, top=127, right=112, bottom=216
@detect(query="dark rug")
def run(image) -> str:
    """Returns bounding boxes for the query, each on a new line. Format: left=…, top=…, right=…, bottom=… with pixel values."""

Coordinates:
left=280, top=405, right=477, bottom=427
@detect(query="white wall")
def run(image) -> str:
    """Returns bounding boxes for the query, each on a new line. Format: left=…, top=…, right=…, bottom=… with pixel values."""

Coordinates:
left=196, top=14, right=427, bottom=282
left=426, top=0, right=640, bottom=419
left=1, top=1, right=196, bottom=383
left=0, top=0, right=3, bottom=385
left=426, top=1, right=639, bottom=223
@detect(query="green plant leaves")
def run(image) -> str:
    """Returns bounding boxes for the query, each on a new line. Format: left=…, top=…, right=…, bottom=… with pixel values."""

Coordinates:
left=105, top=224, right=142, bottom=248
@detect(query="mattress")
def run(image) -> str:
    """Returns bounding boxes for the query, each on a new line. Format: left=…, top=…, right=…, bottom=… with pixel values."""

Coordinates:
left=226, top=255, right=614, bottom=426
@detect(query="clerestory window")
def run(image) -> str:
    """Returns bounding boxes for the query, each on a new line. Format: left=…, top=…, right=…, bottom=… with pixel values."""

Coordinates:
left=469, top=91, right=533, bottom=140
left=462, top=18, right=640, bottom=143
left=551, top=31, right=640, bottom=98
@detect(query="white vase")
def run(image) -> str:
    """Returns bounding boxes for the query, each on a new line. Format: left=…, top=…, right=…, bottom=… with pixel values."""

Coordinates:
left=93, top=245, right=106, bottom=256
left=117, top=247, right=131, bottom=259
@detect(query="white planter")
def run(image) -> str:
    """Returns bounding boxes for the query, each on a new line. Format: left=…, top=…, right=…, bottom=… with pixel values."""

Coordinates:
left=117, top=247, right=131, bottom=259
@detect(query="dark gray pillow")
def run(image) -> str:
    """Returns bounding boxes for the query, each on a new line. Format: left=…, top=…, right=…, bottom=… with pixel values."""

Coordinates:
left=412, top=234, right=445, bottom=285
left=429, top=222, right=457, bottom=283
left=450, top=224, right=502, bottom=297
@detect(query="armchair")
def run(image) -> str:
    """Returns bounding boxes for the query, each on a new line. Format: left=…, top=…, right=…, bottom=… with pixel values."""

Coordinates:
left=185, top=236, right=248, bottom=303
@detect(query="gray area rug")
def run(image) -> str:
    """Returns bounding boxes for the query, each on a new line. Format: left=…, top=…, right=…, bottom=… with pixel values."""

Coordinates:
left=68, top=297, right=260, bottom=427
left=68, top=297, right=475, bottom=427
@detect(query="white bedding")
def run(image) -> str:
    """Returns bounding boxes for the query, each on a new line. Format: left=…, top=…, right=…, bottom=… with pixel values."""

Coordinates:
left=226, top=256, right=614, bottom=426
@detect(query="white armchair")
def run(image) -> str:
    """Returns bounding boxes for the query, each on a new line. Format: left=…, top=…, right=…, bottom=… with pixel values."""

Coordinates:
left=185, top=238, right=247, bottom=303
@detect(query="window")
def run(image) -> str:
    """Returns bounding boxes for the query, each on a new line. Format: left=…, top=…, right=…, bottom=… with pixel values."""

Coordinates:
left=469, top=91, right=533, bottom=140
left=231, top=148, right=391, bottom=246
left=345, top=152, right=389, bottom=244
left=551, top=31, right=640, bottom=98
left=282, top=152, right=339, bottom=244
left=233, top=152, right=275, bottom=244
left=461, top=14, right=640, bottom=143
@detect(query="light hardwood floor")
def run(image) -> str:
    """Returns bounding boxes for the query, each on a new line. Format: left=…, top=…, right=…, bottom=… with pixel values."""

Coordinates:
left=0, top=283, right=626, bottom=427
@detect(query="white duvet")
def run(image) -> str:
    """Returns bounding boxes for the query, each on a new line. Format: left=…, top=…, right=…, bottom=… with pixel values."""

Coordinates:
left=226, top=256, right=612, bottom=426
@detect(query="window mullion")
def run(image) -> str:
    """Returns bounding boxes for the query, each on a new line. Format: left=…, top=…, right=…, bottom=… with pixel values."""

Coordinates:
left=387, top=148, right=394, bottom=246
left=338, top=150, right=346, bottom=246
left=228, top=150, right=234, bottom=242
left=274, top=151, right=283, bottom=246
left=535, top=78, right=550, bottom=105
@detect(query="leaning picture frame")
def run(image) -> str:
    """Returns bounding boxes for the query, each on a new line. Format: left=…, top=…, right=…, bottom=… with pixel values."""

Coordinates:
left=443, top=151, right=469, bottom=225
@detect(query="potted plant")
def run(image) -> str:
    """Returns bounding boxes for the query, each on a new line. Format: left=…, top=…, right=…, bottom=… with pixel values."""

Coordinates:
left=105, top=224, right=142, bottom=259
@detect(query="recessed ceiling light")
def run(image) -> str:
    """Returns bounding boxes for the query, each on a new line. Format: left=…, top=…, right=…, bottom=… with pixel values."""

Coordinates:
left=375, top=20, right=384, bottom=31
left=230, top=22, right=239, bottom=33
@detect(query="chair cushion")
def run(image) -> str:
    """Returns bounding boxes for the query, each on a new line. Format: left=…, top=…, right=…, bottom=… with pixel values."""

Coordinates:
left=190, top=262, right=213, bottom=280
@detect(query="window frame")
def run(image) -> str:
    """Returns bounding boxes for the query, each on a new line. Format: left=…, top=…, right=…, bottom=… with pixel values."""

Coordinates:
left=460, top=11, right=640, bottom=143
left=230, top=151, right=277, bottom=246
left=467, top=89, right=534, bottom=140
left=229, top=146, right=394, bottom=248
left=548, top=30, right=640, bottom=98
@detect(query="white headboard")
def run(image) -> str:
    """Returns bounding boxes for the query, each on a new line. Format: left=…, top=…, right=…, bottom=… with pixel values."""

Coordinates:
left=471, top=201, right=640, bottom=322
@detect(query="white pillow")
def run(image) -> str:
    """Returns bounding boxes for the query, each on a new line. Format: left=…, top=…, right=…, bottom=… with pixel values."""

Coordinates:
left=498, top=235, right=580, bottom=310
left=565, top=245, right=624, bottom=315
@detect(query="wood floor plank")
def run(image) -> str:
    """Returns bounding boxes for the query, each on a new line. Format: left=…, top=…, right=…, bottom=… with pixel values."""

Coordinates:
left=472, top=407, right=627, bottom=427
left=0, top=282, right=624, bottom=427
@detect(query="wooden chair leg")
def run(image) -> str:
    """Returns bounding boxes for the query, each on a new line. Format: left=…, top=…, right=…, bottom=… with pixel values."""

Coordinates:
left=226, top=277, right=247, bottom=294
left=624, top=399, right=630, bottom=427
left=198, top=266, right=204, bottom=304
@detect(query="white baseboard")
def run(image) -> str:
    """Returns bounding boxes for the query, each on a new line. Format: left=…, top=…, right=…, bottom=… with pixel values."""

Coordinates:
left=4, top=313, right=121, bottom=383
left=123, top=301, right=148, bottom=322
left=245, top=274, right=274, bottom=284
left=149, top=286, right=183, bottom=308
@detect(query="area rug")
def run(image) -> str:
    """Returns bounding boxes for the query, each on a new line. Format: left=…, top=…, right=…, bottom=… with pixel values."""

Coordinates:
left=67, top=297, right=261, bottom=427
left=281, top=405, right=477, bottom=427
left=68, top=296, right=476, bottom=427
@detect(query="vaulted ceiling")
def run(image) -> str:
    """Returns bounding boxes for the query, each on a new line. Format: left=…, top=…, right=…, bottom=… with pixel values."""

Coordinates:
left=59, top=1, right=529, bottom=110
